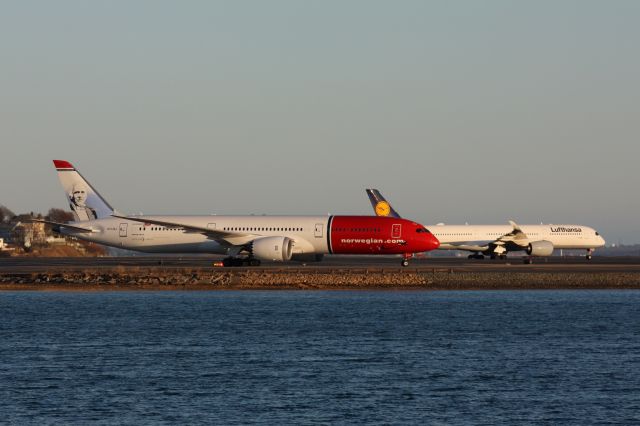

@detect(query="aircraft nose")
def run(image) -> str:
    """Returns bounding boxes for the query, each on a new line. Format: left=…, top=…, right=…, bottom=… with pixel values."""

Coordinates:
left=425, top=233, right=440, bottom=251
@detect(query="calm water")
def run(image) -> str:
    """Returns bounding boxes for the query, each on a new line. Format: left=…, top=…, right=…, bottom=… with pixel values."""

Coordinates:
left=1, top=290, right=639, bottom=425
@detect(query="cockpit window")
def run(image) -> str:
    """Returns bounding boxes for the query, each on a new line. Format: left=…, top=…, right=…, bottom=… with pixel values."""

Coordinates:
left=595, top=231, right=600, bottom=236
left=416, top=228, right=431, bottom=234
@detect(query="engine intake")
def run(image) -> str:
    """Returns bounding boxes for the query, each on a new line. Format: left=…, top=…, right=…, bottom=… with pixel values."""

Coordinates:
left=526, top=240, right=554, bottom=257
left=251, top=236, right=293, bottom=261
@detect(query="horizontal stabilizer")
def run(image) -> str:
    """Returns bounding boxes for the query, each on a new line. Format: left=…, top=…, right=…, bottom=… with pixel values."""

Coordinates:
left=27, top=219, right=97, bottom=233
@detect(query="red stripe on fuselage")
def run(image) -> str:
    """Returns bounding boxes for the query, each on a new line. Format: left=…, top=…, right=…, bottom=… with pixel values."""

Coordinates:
left=329, top=216, right=438, bottom=255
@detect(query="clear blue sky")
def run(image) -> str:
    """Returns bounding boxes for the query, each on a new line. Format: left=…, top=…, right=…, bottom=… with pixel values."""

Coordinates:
left=1, top=1, right=639, bottom=244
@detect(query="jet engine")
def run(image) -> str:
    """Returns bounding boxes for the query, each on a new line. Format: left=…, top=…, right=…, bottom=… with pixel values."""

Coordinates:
left=526, top=240, right=554, bottom=257
left=251, top=236, right=293, bottom=261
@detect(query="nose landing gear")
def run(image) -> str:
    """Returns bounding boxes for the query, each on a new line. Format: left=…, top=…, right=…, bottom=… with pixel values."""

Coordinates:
left=401, top=254, right=412, bottom=267
left=586, top=249, right=594, bottom=260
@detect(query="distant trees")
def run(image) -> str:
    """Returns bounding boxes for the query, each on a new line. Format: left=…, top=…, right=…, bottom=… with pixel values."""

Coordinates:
left=0, top=206, right=74, bottom=224
left=46, top=208, right=74, bottom=223
left=14, top=212, right=42, bottom=222
left=0, top=205, right=15, bottom=223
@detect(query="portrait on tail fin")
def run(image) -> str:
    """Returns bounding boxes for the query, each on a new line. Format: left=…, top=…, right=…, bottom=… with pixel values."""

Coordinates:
left=68, top=183, right=97, bottom=221
left=54, top=160, right=115, bottom=221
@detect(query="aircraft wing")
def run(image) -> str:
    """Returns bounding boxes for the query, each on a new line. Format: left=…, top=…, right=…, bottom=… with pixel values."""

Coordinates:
left=492, top=220, right=530, bottom=249
left=438, top=221, right=530, bottom=254
left=27, top=219, right=97, bottom=233
left=111, top=214, right=255, bottom=246
left=440, top=243, right=491, bottom=252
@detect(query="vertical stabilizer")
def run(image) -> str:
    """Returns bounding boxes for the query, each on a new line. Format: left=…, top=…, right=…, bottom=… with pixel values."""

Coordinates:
left=53, top=160, right=114, bottom=221
left=366, top=189, right=402, bottom=218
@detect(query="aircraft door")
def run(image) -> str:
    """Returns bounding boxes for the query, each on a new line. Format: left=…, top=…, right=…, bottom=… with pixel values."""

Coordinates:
left=314, top=223, right=323, bottom=238
left=119, top=223, right=128, bottom=237
left=392, top=224, right=401, bottom=239
left=207, top=223, right=216, bottom=229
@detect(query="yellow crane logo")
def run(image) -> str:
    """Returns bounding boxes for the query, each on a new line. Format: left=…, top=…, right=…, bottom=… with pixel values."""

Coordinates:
left=375, top=201, right=391, bottom=217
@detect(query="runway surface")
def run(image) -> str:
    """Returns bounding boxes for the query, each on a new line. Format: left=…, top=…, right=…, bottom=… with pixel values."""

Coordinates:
left=1, top=255, right=639, bottom=274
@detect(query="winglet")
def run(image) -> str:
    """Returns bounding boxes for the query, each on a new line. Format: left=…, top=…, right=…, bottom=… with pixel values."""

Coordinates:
left=509, top=220, right=522, bottom=232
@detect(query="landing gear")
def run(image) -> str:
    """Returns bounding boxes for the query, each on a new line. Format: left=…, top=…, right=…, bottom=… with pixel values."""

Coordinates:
left=523, top=257, right=533, bottom=264
left=401, top=254, right=412, bottom=267
left=222, top=257, right=242, bottom=267
left=586, top=249, right=594, bottom=261
left=222, top=257, right=262, bottom=267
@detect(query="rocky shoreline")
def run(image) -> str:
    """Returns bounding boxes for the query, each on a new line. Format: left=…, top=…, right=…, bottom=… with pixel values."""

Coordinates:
left=1, top=268, right=639, bottom=290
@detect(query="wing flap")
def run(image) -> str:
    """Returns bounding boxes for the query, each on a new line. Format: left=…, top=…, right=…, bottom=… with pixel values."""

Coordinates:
left=439, top=243, right=490, bottom=252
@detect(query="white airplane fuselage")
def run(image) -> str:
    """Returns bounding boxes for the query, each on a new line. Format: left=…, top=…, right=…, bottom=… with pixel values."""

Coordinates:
left=432, top=224, right=604, bottom=250
left=365, top=189, right=605, bottom=258
left=60, top=214, right=439, bottom=257
left=66, top=216, right=333, bottom=255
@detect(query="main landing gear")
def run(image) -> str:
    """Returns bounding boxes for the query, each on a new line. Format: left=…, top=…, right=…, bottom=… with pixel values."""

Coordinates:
left=221, top=257, right=261, bottom=267
left=469, top=252, right=508, bottom=260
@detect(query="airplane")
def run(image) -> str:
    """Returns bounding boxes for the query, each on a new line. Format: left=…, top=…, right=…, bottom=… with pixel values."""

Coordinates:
left=366, top=189, right=605, bottom=263
left=33, top=160, right=440, bottom=267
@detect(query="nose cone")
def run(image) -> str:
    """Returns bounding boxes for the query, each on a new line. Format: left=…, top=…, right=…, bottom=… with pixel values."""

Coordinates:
left=423, top=233, right=440, bottom=251
left=597, top=235, right=606, bottom=247
left=430, top=234, right=441, bottom=250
